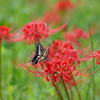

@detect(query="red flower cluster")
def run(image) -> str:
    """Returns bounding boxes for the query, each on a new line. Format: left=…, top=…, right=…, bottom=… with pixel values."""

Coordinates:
left=42, top=0, right=76, bottom=25
left=0, top=25, right=10, bottom=44
left=49, top=40, right=80, bottom=61
left=45, top=54, right=78, bottom=82
left=19, top=38, right=100, bottom=84
left=22, top=20, right=49, bottom=43
left=44, top=40, right=80, bottom=82
left=56, top=0, right=75, bottom=12
left=21, top=40, right=82, bottom=83
left=64, top=28, right=96, bottom=44
left=9, top=20, right=67, bottom=44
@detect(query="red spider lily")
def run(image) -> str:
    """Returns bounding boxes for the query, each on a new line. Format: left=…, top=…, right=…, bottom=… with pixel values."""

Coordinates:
left=64, top=28, right=96, bottom=45
left=55, top=0, right=75, bottom=12
left=9, top=20, right=67, bottom=44
left=20, top=40, right=98, bottom=83
left=44, top=55, right=78, bottom=82
left=49, top=40, right=80, bottom=63
left=0, top=25, right=10, bottom=44
left=43, top=12, right=61, bottom=23
left=20, top=40, right=79, bottom=82
left=44, top=40, right=80, bottom=82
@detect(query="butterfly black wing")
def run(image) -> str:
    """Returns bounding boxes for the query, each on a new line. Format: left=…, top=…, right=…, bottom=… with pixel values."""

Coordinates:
left=31, top=43, right=44, bottom=64
left=27, top=43, right=50, bottom=65
left=31, top=43, right=39, bottom=62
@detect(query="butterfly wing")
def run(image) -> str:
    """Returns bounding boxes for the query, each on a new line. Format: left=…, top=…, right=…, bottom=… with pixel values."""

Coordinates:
left=27, top=43, right=50, bottom=65
left=35, top=43, right=44, bottom=56
left=31, top=43, right=44, bottom=65
left=43, top=44, right=50, bottom=59
left=37, top=44, right=50, bottom=62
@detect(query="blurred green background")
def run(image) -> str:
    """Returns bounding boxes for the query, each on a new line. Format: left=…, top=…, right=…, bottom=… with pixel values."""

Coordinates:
left=1, top=0, right=100, bottom=100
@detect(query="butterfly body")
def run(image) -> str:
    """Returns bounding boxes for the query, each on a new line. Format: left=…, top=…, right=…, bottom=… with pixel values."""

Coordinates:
left=28, top=43, right=50, bottom=65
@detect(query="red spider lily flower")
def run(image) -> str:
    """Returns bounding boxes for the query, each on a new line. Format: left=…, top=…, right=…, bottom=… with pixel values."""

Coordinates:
left=64, top=28, right=96, bottom=45
left=9, top=20, right=67, bottom=44
left=47, top=40, right=98, bottom=78
left=44, top=55, right=79, bottom=82
left=20, top=40, right=98, bottom=83
left=55, top=0, right=75, bottom=12
left=43, top=12, right=61, bottom=23
left=20, top=40, right=80, bottom=82
left=49, top=40, right=80, bottom=63
left=0, top=25, right=10, bottom=44
left=44, top=40, right=80, bottom=82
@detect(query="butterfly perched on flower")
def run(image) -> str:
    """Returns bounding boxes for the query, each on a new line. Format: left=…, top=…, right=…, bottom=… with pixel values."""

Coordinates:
left=28, top=43, right=50, bottom=65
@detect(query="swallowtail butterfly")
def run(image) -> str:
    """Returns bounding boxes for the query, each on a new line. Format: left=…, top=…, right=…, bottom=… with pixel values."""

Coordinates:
left=28, top=43, right=50, bottom=65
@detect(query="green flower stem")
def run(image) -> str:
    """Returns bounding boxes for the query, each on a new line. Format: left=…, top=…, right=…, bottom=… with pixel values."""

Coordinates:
left=61, top=75, right=70, bottom=100
left=50, top=75, right=64, bottom=100
left=0, top=44, right=1, bottom=99
left=72, top=74, right=82, bottom=100
left=92, top=59, right=95, bottom=100
left=88, top=25, right=95, bottom=100
left=56, top=81, right=65, bottom=100
left=69, top=82, right=74, bottom=100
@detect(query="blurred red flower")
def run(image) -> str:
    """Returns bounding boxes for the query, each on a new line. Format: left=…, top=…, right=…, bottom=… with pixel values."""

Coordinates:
left=0, top=25, right=10, bottom=44
left=9, top=20, right=67, bottom=44
left=64, top=28, right=96, bottom=45
left=56, top=0, right=75, bottom=12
